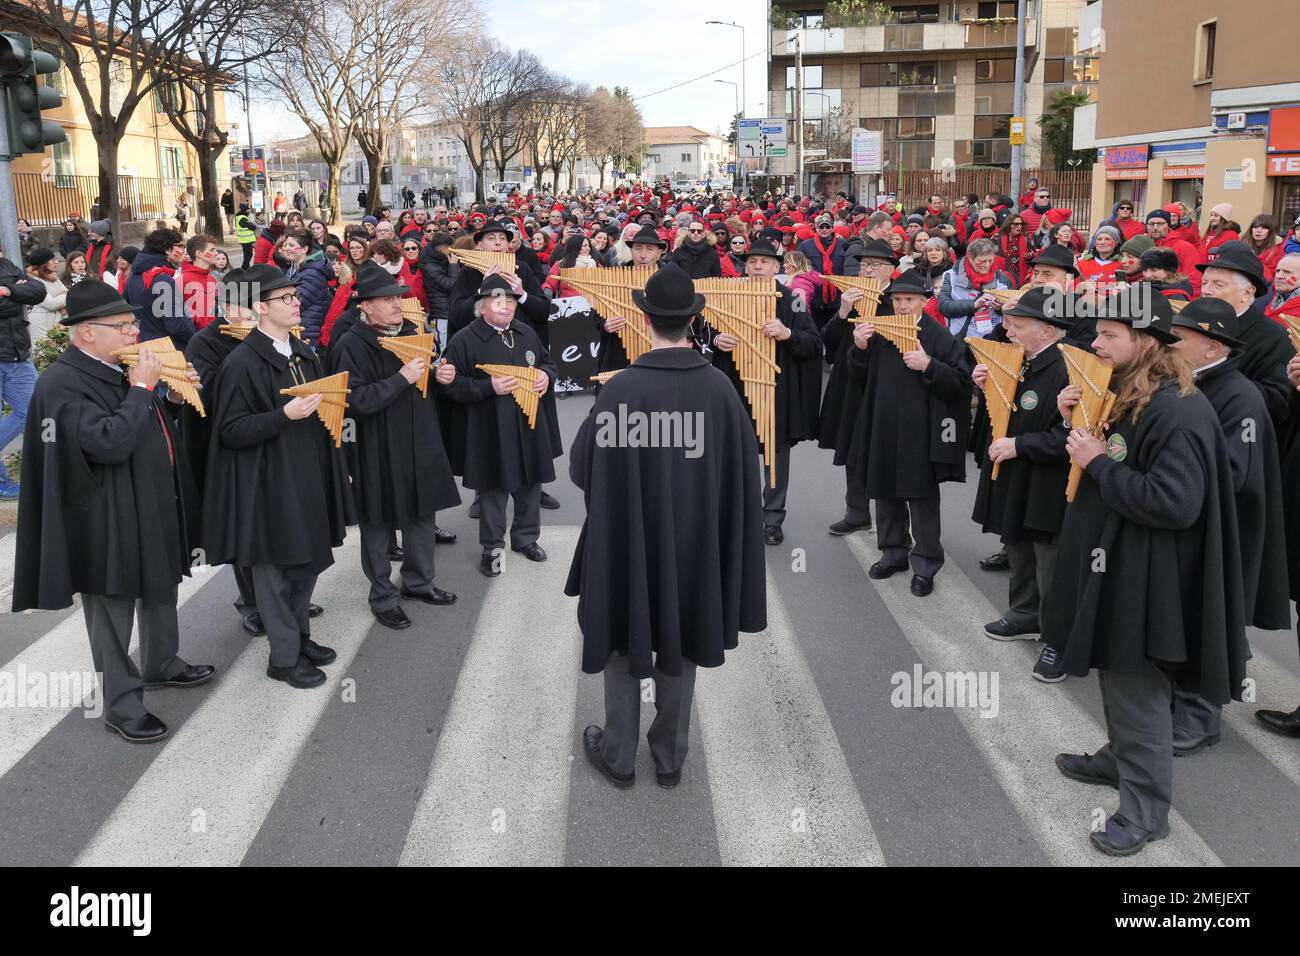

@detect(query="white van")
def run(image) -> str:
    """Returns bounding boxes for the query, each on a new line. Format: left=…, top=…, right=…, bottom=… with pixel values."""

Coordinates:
left=488, top=181, right=523, bottom=202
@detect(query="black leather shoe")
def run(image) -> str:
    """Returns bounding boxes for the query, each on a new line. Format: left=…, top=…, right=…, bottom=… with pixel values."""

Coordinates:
left=144, top=664, right=216, bottom=690
left=764, top=525, right=784, bottom=546
left=979, top=549, right=1010, bottom=572
left=434, top=526, right=457, bottom=544
left=374, top=606, right=412, bottom=630
left=1055, top=752, right=1118, bottom=789
left=512, top=542, right=547, bottom=562
left=656, top=769, right=682, bottom=789
left=828, top=518, right=870, bottom=536
left=401, top=587, right=457, bottom=606
left=480, top=552, right=501, bottom=577
left=983, top=618, right=1039, bottom=640
left=267, top=655, right=327, bottom=689
left=1090, top=813, right=1169, bottom=857
left=299, top=636, right=336, bottom=666
left=104, top=712, right=168, bottom=743
left=242, top=612, right=266, bottom=636
left=868, top=560, right=909, bottom=580
left=910, top=574, right=934, bottom=597
left=468, top=499, right=481, bottom=519
left=539, top=490, right=560, bottom=510
left=582, top=726, right=634, bottom=789
left=1255, top=706, right=1300, bottom=738
left=1173, top=731, right=1221, bottom=757
left=308, top=603, right=324, bottom=618
left=387, top=545, right=406, bottom=561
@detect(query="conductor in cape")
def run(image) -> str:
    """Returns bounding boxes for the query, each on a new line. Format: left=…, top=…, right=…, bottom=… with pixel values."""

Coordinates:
left=332, top=263, right=462, bottom=629
left=12, top=281, right=215, bottom=743
left=566, top=264, right=767, bottom=789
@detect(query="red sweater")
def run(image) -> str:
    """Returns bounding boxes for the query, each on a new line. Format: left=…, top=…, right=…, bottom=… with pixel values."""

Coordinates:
left=1199, top=229, right=1241, bottom=263
left=1157, top=236, right=1204, bottom=295
left=179, top=261, right=220, bottom=329
left=319, top=281, right=354, bottom=346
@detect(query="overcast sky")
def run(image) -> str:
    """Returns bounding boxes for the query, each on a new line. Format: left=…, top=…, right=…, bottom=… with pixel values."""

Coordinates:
left=238, top=0, right=771, bottom=145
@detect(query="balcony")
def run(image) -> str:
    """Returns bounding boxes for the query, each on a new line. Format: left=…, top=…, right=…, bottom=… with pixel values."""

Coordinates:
left=772, top=20, right=1035, bottom=57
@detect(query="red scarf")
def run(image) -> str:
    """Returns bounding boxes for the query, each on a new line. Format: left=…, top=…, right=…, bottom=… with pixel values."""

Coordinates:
left=1000, top=233, right=1028, bottom=284
left=814, top=234, right=837, bottom=302
left=1265, top=292, right=1300, bottom=328
left=965, top=256, right=997, bottom=288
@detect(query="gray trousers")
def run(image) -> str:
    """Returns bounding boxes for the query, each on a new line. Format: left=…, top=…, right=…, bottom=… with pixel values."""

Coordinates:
left=250, top=564, right=317, bottom=668
left=1089, top=660, right=1174, bottom=833
left=844, top=474, right=871, bottom=526
left=479, top=483, right=541, bottom=552
left=1172, top=686, right=1222, bottom=748
left=1004, top=536, right=1058, bottom=630
left=601, top=651, right=698, bottom=776
left=762, top=445, right=792, bottom=528
left=232, top=565, right=257, bottom=618
left=875, top=496, right=944, bottom=578
left=82, top=588, right=184, bottom=725
left=360, top=516, right=437, bottom=612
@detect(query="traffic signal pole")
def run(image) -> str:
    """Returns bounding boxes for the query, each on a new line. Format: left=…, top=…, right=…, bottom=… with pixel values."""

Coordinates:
left=0, top=92, right=20, bottom=263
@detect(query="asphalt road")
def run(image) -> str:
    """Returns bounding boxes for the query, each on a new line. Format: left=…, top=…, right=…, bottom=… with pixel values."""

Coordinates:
left=1, top=389, right=1297, bottom=866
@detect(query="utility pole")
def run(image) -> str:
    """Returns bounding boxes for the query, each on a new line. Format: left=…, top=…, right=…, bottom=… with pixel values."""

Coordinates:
left=0, top=92, right=19, bottom=264
left=794, top=32, right=803, bottom=197
left=1010, top=0, right=1027, bottom=203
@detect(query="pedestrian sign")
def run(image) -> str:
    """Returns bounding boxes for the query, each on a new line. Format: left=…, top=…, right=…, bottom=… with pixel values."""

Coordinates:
left=1009, top=117, right=1026, bottom=146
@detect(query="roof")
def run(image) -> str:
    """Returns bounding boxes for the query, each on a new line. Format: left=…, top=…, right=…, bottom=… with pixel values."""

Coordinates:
left=643, top=125, right=716, bottom=145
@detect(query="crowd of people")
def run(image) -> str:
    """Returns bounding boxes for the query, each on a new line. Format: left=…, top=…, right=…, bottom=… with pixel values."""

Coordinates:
left=3, top=172, right=1300, bottom=858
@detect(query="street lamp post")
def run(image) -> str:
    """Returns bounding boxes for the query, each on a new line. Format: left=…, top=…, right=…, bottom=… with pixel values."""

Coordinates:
left=705, top=20, right=745, bottom=121
left=715, top=79, right=739, bottom=190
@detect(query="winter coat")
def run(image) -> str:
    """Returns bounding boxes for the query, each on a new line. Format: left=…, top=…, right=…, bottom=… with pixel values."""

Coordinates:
left=286, top=252, right=336, bottom=345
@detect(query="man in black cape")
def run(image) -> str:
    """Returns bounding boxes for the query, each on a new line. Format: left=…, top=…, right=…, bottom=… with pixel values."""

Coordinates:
left=566, top=263, right=767, bottom=789
left=331, top=263, right=461, bottom=629
left=13, top=281, right=215, bottom=743
left=846, top=268, right=972, bottom=596
left=1046, top=289, right=1249, bottom=856
left=709, top=238, right=821, bottom=545
left=968, top=288, right=1073, bottom=674
left=1167, top=297, right=1291, bottom=753
left=442, top=273, right=562, bottom=577
left=817, top=239, right=897, bottom=536
left=202, top=268, right=355, bottom=689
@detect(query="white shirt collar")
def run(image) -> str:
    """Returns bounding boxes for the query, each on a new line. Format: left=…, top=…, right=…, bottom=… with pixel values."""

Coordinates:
left=257, top=327, right=293, bottom=357
left=1195, top=355, right=1229, bottom=376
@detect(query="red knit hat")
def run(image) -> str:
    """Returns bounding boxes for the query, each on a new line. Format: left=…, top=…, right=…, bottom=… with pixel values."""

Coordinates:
left=1045, top=208, right=1072, bottom=226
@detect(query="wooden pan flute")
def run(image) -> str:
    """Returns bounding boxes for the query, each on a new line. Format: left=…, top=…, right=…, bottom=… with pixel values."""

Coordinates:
left=558, top=265, right=657, bottom=364
left=866, top=314, right=922, bottom=354
left=378, top=332, right=435, bottom=397
left=983, top=284, right=1034, bottom=309
left=476, top=363, right=542, bottom=429
left=280, top=371, right=350, bottom=447
left=965, top=337, right=1025, bottom=480
left=114, top=337, right=205, bottom=417
left=693, top=278, right=782, bottom=485
left=218, top=322, right=259, bottom=340
left=590, top=369, right=623, bottom=385
left=1058, top=343, right=1116, bottom=502
left=400, top=297, right=427, bottom=326
left=453, top=249, right=519, bottom=279
left=823, top=275, right=887, bottom=323
left=1281, top=312, right=1300, bottom=354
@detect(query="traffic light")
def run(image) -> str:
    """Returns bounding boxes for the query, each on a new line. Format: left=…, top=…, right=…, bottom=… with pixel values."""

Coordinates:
left=0, top=32, right=67, bottom=156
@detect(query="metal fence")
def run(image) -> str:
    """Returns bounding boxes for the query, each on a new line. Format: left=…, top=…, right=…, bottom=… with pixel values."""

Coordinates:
left=881, top=167, right=1095, bottom=234
left=13, top=173, right=167, bottom=227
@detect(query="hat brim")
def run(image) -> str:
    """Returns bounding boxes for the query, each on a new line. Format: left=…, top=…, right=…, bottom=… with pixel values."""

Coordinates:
left=473, top=225, right=507, bottom=242
left=1169, top=315, right=1245, bottom=349
left=631, top=236, right=667, bottom=248
left=255, top=274, right=299, bottom=299
left=739, top=248, right=783, bottom=260
left=630, top=288, right=705, bottom=319
left=355, top=279, right=409, bottom=300
left=62, top=301, right=137, bottom=325
left=1195, top=260, right=1269, bottom=297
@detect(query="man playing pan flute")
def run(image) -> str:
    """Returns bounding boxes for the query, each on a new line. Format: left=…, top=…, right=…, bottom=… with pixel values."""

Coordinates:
left=968, top=288, right=1073, bottom=673
left=845, top=269, right=972, bottom=597
left=709, top=238, right=822, bottom=546
left=591, top=224, right=667, bottom=379
left=202, top=267, right=356, bottom=689
left=330, top=264, right=461, bottom=629
left=1045, top=288, right=1248, bottom=857
left=443, top=274, right=562, bottom=578
left=13, top=281, right=215, bottom=743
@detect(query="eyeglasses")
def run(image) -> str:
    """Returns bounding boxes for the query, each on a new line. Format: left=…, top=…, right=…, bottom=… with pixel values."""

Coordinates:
left=688, top=229, right=704, bottom=235
left=267, top=292, right=300, bottom=305
left=816, top=222, right=832, bottom=229
left=403, top=246, right=420, bottom=253
left=88, top=319, right=140, bottom=333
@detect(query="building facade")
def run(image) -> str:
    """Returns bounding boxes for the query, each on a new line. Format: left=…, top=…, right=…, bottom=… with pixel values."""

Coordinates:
left=640, top=126, right=731, bottom=183
left=1075, top=0, right=1300, bottom=229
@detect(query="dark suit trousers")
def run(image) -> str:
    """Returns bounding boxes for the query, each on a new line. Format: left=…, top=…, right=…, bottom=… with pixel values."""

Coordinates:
left=81, top=587, right=185, bottom=725
left=601, top=651, right=698, bottom=777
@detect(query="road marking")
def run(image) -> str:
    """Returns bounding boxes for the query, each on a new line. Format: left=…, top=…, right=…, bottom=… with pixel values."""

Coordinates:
left=1224, top=647, right=1300, bottom=791
left=847, top=535, right=1222, bottom=866
left=400, top=527, right=582, bottom=866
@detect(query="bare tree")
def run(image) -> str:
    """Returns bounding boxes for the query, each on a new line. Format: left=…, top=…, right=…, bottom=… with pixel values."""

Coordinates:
left=484, top=49, right=547, bottom=184
left=431, top=37, right=498, bottom=203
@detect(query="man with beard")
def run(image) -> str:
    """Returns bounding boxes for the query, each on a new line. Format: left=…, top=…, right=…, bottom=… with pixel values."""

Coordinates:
left=1046, top=289, right=1248, bottom=856
left=846, top=269, right=972, bottom=595
left=1145, top=209, right=1204, bottom=297
left=818, top=239, right=898, bottom=535
left=331, top=265, right=461, bottom=629
left=13, top=282, right=214, bottom=742
left=203, top=268, right=355, bottom=688
left=567, top=264, right=766, bottom=789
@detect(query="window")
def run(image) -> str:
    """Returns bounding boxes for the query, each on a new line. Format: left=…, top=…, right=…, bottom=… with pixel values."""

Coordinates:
left=1045, top=27, right=1076, bottom=57
left=108, top=60, right=129, bottom=113
left=975, top=58, right=1015, bottom=83
left=884, top=23, right=925, bottom=51
left=893, top=4, right=940, bottom=23
left=35, top=45, right=66, bottom=95
left=785, top=65, right=822, bottom=89
left=973, top=114, right=1012, bottom=139
left=897, top=117, right=936, bottom=140
left=1196, top=20, right=1216, bottom=82
left=681, top=152, right=690, bottom=163
left=161, top=145, right=185, bottom=182
left=52, top=140, right=74, bottom=187
left=1045, top=59, right=1065, bottom=84
left=977, top=1, right=1017, bottom=18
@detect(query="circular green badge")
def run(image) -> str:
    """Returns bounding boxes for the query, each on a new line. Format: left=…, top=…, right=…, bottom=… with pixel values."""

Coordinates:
left=1019, top=389, right=1038, bottom=410
left=525, top=350, right=536, bottom=367
left=1106, top=433, right=1128, bottom=462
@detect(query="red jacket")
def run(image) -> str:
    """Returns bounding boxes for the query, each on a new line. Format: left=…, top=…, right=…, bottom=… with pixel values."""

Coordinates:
left=1199, top=229, right=1240, bottom=263
left=179, top=261, right=220, bottom=330
left=319, top=281, right=354, bottom=346
left=1257, top=241, right=1287, bottom=283
left=1077, top=257, right=1122, bottom=283
left=253, top=234, right=275, bottom=265
left=1265, top=292, right=1300, bottom=329
left=1157, top=236, right=1205, bottom=295
left=1114, top=218, right=1146, bottom=241
left=399, top=258, right=426, bottom=310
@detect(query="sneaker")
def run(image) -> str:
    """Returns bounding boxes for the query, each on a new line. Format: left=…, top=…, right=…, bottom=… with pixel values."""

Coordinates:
left=983, top=618, right=1039, bottom=641
left=1032, top=644, right=1067, bottom=683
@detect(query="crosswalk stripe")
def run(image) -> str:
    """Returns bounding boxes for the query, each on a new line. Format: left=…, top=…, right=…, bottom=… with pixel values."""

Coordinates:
left=694, top=570, right=885, bottom=866
left=0, top=563, right=219, bottom=780
left=74, top=544, right=373, bottom=866
left=399, top=527, right=582, bottom=867
left=0, top=532, right=16, bottom=610
left=1226, top=647, right=1300, bottom=790
left=846, top=534, right=1223, bottom=866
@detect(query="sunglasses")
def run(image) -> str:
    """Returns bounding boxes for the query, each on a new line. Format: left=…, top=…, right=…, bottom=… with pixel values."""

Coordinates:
left=688, top=229, right=704, bottom=234
left=817, top=223, right=832, bottom=228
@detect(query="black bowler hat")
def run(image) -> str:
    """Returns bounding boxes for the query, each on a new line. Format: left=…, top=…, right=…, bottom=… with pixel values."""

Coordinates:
left=1095, top=285, right=1178, bottom=344
left=631, top=262, right=706, bottom=319
left=628, top=224, right=666, bottom=248
left=884, top=269, right=931, bottom=298
left=740, top=238, right=783, bottom=261
left=857, top=238, right=899, bottom=265
left=1003, top=286, right=1074, bottom=329
left=352, top=261, right=407, bottom=299
left=62, top=279, right=135, bottom=325
left=1170, top=296, right=1244, bottom=348
left=234, top=263, right=298, bottom=301
left=1196, top=241, right=1269, bottom=297
left=476, top=273, right=522, bottom=300
left=473, top=219, right=512, bottom=243
left=1032, top=244, right=1080, bottom=277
